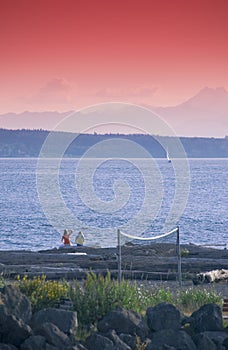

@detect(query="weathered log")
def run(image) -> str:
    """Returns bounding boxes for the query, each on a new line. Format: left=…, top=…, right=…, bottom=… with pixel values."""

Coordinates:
left=193, top=269, right=228, bottom=284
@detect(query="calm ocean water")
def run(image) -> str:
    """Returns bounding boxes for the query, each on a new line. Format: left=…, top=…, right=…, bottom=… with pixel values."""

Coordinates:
left=0, top=158, right=227, bottom=251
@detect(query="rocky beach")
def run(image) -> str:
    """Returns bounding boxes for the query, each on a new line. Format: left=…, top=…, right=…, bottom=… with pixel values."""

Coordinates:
left=1, top=243, right=227, bottom=296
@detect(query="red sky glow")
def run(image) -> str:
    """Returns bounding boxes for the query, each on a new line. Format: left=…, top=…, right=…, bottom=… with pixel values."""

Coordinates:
left=0, top=0, right=228, bottom=136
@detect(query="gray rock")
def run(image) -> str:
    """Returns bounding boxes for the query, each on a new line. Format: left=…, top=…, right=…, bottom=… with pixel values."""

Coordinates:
left=0, top=285, right=32, bottom=323
left=119, top=333, right=138, bottom=349
left=223, top=335, right=228, bottom=349
left=106, top=329, right=132, bottom=350
left=203, top=331, right=228, bottom=348
left=85, top=333, right=115, bottom=350
left=189, top=303, right=224, bottom=333
left=35, top=322, right=72, bottom=348
left=30, top=308, right=78, bottom=338
left=45, top=344, right=59, bottom=350
left=0, top=344, right=18, bottom=350
left=119, top=333, right=152, bottom=349
left=214, top=345, right=226, bottom=350
left=97, top=308, right=149, bottom=339
left=147, top=329, right=197, bottom=350
left=0, top=306, right=32, bottom=347
left=193, top=333, right=217, bottom=350
left=69, top=344, right=88, bottom=350
left=146, top=303, right=181, bottom=331
left=20, top=335, right=47, bottom=350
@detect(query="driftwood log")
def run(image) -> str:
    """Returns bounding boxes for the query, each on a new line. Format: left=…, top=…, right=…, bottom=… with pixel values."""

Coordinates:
left=193, top=269, right=228, bottom=284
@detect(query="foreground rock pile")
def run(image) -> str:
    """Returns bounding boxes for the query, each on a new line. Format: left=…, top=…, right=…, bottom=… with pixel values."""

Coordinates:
left=0, top=284, right=227, bottom=350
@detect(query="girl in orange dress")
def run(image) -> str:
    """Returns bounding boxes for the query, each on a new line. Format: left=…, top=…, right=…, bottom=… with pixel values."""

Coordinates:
left=61, top=229, right=73, bottom=245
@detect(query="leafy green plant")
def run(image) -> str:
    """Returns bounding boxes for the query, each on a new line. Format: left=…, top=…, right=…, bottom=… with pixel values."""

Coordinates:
left=0, top=275, right=5, bottom=289
left=135, top=335, right=149, bottom=350
left=16, top=274, right=69, bottom=311
left=69, top=270, right=143, bottom=326
left=181, top=248, right=190, bottom=257
left=69, top=271, right=175, bottom=328
left=15, top=271, right=223, bottom=332
left=176, top=287, right=222, bottom=313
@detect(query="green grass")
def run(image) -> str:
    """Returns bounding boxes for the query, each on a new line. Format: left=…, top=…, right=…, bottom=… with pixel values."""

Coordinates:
left=69, top=270, right=146, bottom=325
left=13, top=271, right=223, bottom=330
left=0, top=275, right=5, bottom=289
left=176, top=287, right=223, bottom=313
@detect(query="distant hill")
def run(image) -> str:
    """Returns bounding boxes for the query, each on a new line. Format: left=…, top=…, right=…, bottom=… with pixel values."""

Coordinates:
left=0, top=129, right=227, bottom=158
left=0, top=111, right=71, bottom=130
left=0, top=87, right=228, bottom=138
left=153, top=87, right=228, bottom=137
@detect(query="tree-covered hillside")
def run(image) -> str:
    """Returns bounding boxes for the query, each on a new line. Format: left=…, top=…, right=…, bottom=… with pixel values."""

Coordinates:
left=0, top=129, right=227, bottom=158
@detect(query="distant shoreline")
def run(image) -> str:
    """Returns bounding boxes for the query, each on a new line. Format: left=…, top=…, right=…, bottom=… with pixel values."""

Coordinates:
left=0, top=157, right=228, bottom=159
left=0, top=129, right=227, bottom=158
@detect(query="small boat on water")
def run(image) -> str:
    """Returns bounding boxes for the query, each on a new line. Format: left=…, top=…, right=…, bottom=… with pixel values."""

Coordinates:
left=166, top=149, right=171, bottom=163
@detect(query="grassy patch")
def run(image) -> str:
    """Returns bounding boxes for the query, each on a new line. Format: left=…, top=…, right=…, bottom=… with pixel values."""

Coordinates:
left=176, top=287, right=222, bottom=313
left=14, top=271, right=223, bottom=331
left=0, top=275, right=5, bottom=289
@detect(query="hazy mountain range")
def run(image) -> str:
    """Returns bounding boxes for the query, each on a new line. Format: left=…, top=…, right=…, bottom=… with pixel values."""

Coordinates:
left=153, top=87, right=228, bottom=137
left=0, top=87, right=228, bottom=138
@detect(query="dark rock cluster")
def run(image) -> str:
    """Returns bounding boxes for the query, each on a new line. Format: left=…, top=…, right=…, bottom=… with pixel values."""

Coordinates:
left=0, top=284, right=227, bottom=350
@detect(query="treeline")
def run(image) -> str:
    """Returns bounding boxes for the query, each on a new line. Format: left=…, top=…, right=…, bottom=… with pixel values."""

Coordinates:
left=0, top=128, right=227, bottom=158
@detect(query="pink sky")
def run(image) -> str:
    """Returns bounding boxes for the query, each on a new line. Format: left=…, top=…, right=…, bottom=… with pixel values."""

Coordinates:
left=0, top=0, right=228, bottom=131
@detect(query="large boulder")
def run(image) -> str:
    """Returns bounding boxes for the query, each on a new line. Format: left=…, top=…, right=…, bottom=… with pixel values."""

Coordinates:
left=203, top=331, right=228, bottom=349
left=223, top=335, right=228, bottom=349
left=21, top=330, right=86, bottom=350
left=0, top=306, right=32, bottom=347
left=189, top=303, right=224, bottom=333
left=119, top=334, right=139, bottom=349
left=30, top=308, right=78, bottom=338
left=147, top=329, right=197, bottom=350
left=106, top=329, right=132, bottom=350
left=97, top=308, right=149, bottom=339
left=85, top=333, right=115, bottom=350
left=146, top=303, right=181, bottom=332
left=0, top=285, right=32, bottom=323
left=0, top=344, right=18, bottom=350
left=34, top=322, right=72, bottom=348
left=193, top=333, right=217, bottom=350
left=45, top=345, right=59, bottom=350
left=20, top=335, right=47, bottom=350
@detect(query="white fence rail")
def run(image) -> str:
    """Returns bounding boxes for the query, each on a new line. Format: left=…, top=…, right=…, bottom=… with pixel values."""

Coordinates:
left=117, top=226, right=182, bottom=287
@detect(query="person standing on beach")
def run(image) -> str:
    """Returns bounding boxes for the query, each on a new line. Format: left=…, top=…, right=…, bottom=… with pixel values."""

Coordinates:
left=75, top=231, right=85, bottom=246
left=61, top=229, right=73, bottom=245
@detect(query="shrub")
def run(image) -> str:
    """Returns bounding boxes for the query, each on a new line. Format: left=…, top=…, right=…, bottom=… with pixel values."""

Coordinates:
left=69, top=271, right=175, bottom=327
left=176, top=287, right=222, bottom=313
left=69, top=270, right=144, bottom=326
left=16, top=275, right=69, bottom=311
left=15, top=271, right=223, bottom=330
left=181, top=248, right=190, bottom=257
left=0, top=275, right=5, bottom=289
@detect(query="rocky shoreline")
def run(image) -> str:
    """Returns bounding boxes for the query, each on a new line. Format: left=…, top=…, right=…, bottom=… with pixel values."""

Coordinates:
left=0, top=284, right=228, bottom=350
left=0, top=243, right=227, bottom=295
